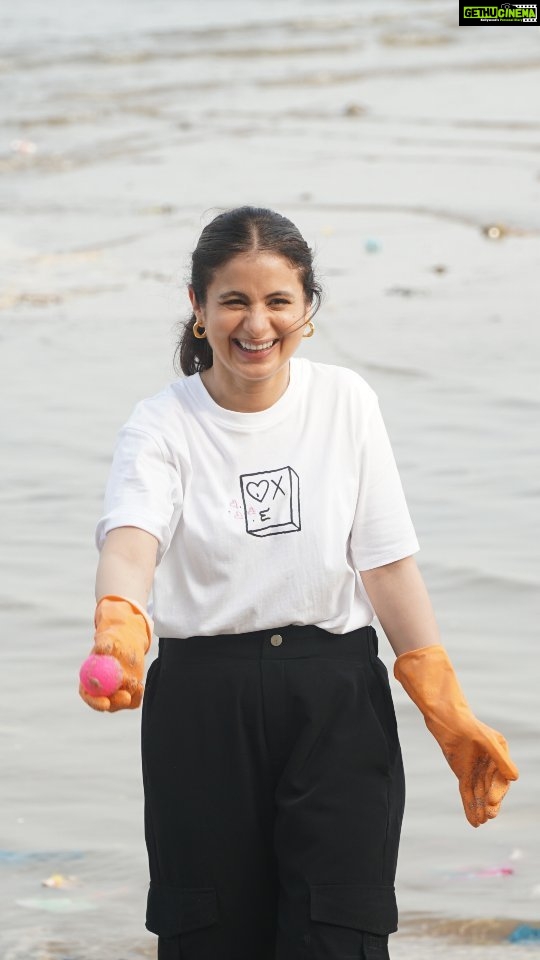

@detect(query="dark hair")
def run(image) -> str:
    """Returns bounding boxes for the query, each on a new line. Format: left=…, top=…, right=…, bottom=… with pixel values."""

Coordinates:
left=174, top=206, right=323, bottom=376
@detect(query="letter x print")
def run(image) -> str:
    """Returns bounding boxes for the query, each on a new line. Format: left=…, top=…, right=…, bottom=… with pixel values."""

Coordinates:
left=272, top=475, right=285, bottom=499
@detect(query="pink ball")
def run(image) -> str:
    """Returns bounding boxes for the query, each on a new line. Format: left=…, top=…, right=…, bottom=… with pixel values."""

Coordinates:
left=80, top=654, right=123, bottom=697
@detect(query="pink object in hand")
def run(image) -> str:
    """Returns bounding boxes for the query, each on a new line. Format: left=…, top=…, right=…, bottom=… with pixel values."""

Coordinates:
left=80, top=654, right=123, bottom=697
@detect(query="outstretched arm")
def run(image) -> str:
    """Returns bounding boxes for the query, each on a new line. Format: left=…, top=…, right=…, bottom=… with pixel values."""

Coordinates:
left=96, top=526, right=158, bottom=607
left=79, top=526, right=159, bottom=713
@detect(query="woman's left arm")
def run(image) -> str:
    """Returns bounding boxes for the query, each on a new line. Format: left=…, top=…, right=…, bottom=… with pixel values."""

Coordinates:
left=360, top=555, right=440, bottom=656
left=360, top=555, right=519, bottom=827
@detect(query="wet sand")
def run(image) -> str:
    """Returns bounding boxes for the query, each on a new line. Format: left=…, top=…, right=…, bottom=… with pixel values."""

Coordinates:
left=1, top=1, right=539, bottom=956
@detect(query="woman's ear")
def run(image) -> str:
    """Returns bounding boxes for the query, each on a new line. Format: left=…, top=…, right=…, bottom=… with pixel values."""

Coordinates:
left=188, top=285, right=201, bottom=316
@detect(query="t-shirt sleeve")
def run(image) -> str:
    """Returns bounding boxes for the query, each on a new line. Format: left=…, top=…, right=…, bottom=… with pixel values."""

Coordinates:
left=349, top=395, right=419, bottom=571
left=95, top=425, right=183, bottom=564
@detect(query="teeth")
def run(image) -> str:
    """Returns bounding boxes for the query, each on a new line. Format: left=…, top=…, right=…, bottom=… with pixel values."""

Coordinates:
left=237, top=339, right=275, bottom=352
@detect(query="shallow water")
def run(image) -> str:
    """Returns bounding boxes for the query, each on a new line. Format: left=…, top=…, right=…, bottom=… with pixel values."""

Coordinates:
left=1, top=1, right=539, bottom=956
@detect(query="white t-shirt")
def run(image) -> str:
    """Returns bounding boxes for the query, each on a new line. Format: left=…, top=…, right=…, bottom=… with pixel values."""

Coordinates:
left=96, top=358, right=419, bottom=638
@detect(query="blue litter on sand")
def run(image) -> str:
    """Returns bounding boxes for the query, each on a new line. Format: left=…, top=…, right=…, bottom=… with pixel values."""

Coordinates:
left=507, top=925, right=540, bottom=943
left=365, top=237, right=382, bottom=254
left=16, top=896, right=96, bottom=913
left=0, top=850, right=84, bottom=864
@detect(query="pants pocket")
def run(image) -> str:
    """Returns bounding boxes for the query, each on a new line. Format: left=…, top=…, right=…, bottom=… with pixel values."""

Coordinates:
left=309, top=880, right=397, bottom=936
left=146, top=881, right=218, bottom=937
left=361, top=933, right=391, bottom=960
left=142, top=655, right=161, bottom=716
left=363, top=658, right=401, bottom=768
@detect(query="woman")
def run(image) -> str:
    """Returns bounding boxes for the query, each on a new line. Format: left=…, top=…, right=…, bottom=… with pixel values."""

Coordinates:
left=79, top=206, right=518, bottom=960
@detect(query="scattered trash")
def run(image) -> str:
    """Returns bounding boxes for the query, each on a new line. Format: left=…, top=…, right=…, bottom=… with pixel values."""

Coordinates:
left=0, top=850, right=84, bottom=864
left=507, top=925, right=540, bottom=943
left=9, top=139, right=37, bottom=154
left=482, top=223, right=507, bottom=240
left=0, top=291, right=63, bottom=308
left=386, top=286, right=427, bottom=297
left=431, top=264, right=447, bottom=275
left=42, top=874, right=78, bottom=889
left=344, top=103, right=366, bottom=117
left=380, top=31, right=452, bottom=48
left=365, top=238, right=381, bottom=253
left=16, top=897, right=96, bottom=913
left=140, top=270, right=172, bottom=283
left=141, top=204, right=176, bottom=215
left=444, top=866, right=514, bottom=880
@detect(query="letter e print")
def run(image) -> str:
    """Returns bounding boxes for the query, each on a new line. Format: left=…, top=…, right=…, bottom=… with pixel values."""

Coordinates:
left=239, top=467, right=301, bottom=537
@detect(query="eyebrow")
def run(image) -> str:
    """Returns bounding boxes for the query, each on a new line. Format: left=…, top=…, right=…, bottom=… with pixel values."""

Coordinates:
left=217, top=289, right=295, bottom=300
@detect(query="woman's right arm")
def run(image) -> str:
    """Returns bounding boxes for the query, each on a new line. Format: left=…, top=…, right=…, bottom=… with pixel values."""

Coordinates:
left=96, top=526, right=159, bottom=608
left=79, top=527, right=159, bottom=712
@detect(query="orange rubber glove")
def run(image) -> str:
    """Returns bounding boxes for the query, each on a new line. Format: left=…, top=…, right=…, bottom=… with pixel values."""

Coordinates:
left=394, top=644, right=519, bottom=827
left=79, top=595, right=153, bottom=713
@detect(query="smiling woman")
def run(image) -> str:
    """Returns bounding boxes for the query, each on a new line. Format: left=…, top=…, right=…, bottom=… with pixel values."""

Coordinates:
left=80, top=205, right=518, bottom=960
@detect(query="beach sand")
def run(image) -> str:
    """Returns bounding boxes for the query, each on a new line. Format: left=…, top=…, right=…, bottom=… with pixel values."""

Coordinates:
left=1, top=1, right=539, bottom=956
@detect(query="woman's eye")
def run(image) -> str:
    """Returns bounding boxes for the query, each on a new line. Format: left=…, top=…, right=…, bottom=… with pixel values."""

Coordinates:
left=270, top=298, right=289, bottom=306
left=224, top=299, right=245, bottom=306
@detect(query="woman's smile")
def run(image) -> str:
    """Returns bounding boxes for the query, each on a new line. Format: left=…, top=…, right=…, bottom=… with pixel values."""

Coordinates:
left=232, top=337, right=279, bottom=357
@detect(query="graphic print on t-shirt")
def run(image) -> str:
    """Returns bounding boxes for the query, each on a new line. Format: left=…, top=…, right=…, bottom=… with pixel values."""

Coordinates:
left=239, top=467, right=301, bottom=537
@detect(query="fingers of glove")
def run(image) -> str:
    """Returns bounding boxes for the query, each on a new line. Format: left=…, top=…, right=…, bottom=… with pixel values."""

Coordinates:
left=79, top=683, right=111, bottom=713
left=485, top=769, right=511, bottom=819
left=461, top=758, right=512, bottom=826
left=464, top=796, right=486, bottom=828
left=459, top=762, right=491, bottom=828
left=108, top=689, right=133, bottom=712
left=499, top=754, right=519, bottom=781
left=459, top=779, right=481, bottom=828
left=124, top=647, right=145, bottom=671
left=129, top=683, right=144, bottom=710
left=487, top=767, right=511, bottom=806
left=108, top=685, right=144, bottom=711
left=91, top=636, right=144, bottom=676
left=477, top=757, right=501, bottom=821
left=482, top=756, right=499, bottom=800
left=473, top=754, right=496, bottom=826
left=123, top=674, right=142, bottom=696
left=478, top=723, right=519, bottom=781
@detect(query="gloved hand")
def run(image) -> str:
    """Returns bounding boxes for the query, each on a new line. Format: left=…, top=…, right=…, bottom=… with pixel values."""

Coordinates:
left=393, top=644, right=519, bottom=827
left=79, top=595, right=153, bottom=713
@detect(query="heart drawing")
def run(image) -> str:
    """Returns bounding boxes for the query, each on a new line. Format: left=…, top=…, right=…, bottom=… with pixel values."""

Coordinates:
left=246, top=480, right=269, bottom=502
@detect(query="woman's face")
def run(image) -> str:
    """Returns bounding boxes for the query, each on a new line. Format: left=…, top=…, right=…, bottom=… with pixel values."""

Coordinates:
left=189, top=251, right=311, bottom=396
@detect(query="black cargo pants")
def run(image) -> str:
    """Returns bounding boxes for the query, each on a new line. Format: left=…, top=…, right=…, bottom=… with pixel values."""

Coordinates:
left=141, top=624, right=405, bottom=959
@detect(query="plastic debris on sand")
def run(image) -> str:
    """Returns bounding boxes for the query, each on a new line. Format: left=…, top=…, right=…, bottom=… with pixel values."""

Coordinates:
left=507, top=925, right=540, bottom=943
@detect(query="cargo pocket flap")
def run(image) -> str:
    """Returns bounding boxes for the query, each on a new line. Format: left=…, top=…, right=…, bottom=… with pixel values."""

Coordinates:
left=146, top=881, right=218, bottom=937
left=309, top=881, right=397, bottom=936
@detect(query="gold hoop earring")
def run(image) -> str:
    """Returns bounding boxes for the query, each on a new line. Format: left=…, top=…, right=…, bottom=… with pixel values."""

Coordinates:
left=303, top=320, right=315, bottom=338
left=192, top=319, right=207, bottom=339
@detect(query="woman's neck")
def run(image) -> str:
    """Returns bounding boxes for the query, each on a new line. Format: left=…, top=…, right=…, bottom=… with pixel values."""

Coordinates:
left=200, top=362, right=290, bottom=413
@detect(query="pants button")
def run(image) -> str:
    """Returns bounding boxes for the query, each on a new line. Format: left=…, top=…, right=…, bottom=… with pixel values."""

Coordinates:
left=270, top=634, right=283, bottom=646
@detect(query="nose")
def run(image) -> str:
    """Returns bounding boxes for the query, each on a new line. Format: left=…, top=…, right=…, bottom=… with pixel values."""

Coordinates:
left=241, top=303, right=273, bottom=339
